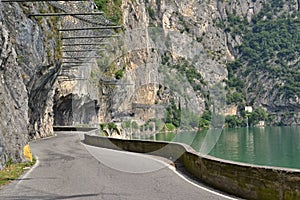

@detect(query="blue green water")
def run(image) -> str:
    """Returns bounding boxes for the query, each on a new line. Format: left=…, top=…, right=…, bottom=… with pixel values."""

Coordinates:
left=150, top=126, right=300, bottom=169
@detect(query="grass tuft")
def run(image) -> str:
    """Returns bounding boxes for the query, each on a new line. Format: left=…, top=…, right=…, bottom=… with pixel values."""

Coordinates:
left=0, top=158, right=36, bottom=187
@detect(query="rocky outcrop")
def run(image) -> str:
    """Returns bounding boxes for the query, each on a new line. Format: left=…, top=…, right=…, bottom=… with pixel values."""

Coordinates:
left=0, top=4, right=28, bottom=167
left=0, top=1, right=105, bottom=168
left=0, top=2, right=61, bottom=167
left=97, top=0, right=300, bottom=128
left=51, top=1, right=105, bottom=127
left=53, top=90, right=100, bottom=126
left=0, top=0, right=298, bottom=168
left=98, top=0, right=229, bottom=131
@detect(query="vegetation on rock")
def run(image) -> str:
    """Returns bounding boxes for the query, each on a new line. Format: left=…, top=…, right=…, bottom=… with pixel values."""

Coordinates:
left=224, top=0, right=300, bottom=127
left=94, top=0, right=123, bottom=24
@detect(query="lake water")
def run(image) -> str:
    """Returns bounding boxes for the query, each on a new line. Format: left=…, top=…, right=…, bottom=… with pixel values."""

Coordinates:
left=148, top=126, right=300, bottom=169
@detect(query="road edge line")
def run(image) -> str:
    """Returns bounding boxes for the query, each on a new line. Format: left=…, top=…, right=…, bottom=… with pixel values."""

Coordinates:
left=82, top=143, right=239, bottom=200
left=138, top=152, right=239, bottom=200
left=15, top=156, right=40, bottom=188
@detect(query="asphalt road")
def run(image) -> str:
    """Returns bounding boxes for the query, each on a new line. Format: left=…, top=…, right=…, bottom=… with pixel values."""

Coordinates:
left=0, top=132, right=239, bottom=200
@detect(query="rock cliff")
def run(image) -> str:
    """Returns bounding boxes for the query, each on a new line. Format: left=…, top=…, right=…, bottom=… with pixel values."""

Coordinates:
left=0, top=1, right=104, bottom=168
left=99, top=0, right=229, bottom=134
left=100, top=0, right=299, bottom=129
left=0, top=1, right=62, bottom=167
left=0, top=0, right=299, bottom=168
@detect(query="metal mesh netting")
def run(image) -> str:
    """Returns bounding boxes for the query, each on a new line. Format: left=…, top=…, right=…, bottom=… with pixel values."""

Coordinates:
left=49, top=1, right=113, bottom=26
left=29, top=1, right=116, bottom=127
left=43, top=1, right=120, bottom=80
left=1, top=1, right=227, bottom=161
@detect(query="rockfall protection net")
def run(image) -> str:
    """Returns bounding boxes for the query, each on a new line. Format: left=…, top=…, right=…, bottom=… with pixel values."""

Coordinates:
left=44, top=1, right=119, bottom=80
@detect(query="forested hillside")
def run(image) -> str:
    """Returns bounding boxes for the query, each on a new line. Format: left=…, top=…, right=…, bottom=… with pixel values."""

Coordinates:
left=225, top=0, right=300, bottom=127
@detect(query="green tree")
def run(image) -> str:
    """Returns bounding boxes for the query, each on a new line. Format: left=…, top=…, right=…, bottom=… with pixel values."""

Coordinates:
left=248, top=108, right=268, bottom=126
left=199, top=110, right=211, bottom=129
left=165, top=100, right=181, bottom=128
left=131, top=121, right=139, bottom=130
left=108, top=122, right=117, bottom=131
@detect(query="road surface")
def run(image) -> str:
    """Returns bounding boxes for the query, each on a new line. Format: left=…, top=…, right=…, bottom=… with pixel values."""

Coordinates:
left=0, top=132, right=239, bottom=200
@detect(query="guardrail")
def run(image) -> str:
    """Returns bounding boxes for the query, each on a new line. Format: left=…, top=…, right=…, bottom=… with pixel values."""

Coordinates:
left=83, top=134, right=300, bottom=200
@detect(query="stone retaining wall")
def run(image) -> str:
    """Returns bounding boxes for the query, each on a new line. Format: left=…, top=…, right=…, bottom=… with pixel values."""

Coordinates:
left=53, top=126, right=98, bottom=132
left=83, top=134, right=300, bottom=200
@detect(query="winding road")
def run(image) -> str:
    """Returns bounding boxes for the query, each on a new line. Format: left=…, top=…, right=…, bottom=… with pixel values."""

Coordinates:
left=0, top=132, right=240, bottom=200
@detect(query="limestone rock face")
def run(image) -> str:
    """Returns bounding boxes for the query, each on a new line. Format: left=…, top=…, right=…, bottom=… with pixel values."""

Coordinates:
left=99, top=0, right=229, bottom=127
left=0, top=0, right=299, bottom=168
left=0, top=2, right=61, bottom=167
left=98, top=0, right=299, bottom=127
left=0, top=14, right=28, bottom=167
left=51, top=1, right=102, bottom=127
left=0, top=1, right=102, bottom=168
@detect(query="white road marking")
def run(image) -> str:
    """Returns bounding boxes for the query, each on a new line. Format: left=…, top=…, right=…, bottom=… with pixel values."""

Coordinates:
left=16, top=156, right=40, bottom=189
left=168, top=165, right=239, bottom=200
left=83, top=144, right=239, bottom=200
left=135, top=151, right=239, bottom=200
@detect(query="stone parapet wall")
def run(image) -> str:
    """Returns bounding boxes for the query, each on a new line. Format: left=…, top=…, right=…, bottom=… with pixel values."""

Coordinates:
left=83, top=134, right=300, bottom=200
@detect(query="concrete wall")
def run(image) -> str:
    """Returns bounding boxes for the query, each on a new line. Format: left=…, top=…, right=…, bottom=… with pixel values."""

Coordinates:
left=53, top=126, right=98, bottom=132
left=83, top=134, right=300, bottom=200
